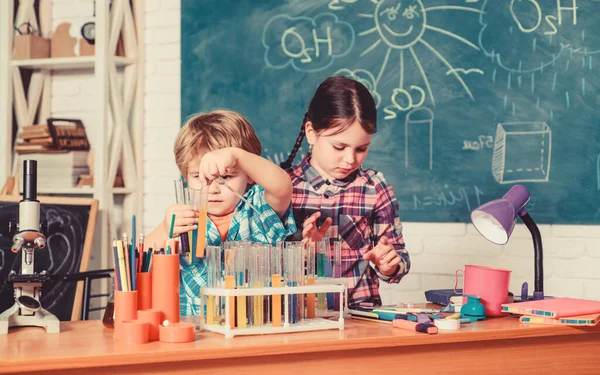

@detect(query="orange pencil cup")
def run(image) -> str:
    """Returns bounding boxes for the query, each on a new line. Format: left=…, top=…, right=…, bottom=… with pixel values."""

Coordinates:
left=151, top=254, right=180, bottom=324
left=120, top=320, right=149, bottom=345
left=114, top=290, right=138, bottom=340
left=136, top=272, right=152, bottom=310
left=138, top=309, right=161, bottom=341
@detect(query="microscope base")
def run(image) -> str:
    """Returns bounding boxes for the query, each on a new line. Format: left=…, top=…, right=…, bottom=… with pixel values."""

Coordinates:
left=0, top=303, right=60, bottom=334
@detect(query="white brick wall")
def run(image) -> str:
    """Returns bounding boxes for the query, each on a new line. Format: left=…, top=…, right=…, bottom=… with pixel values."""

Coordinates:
left=51, top=1, right=600, bottom=306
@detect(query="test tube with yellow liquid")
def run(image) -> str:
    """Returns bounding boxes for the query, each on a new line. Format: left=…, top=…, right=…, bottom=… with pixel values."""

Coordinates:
left=316, top=238, right=329, bottom=309
left=206, top=245, right=222, bottom=325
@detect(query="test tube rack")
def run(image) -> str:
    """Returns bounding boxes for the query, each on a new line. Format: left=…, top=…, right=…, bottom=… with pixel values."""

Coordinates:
left=200, top=283, right=346, bottom=338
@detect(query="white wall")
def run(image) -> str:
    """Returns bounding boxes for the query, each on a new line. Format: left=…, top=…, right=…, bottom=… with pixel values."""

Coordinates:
left=53, top=0, right=600, bottom=305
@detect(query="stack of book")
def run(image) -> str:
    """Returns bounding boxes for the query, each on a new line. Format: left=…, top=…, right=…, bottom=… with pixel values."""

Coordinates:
left=18, top=151, right=90, bottom=191
left=14, top=124, right=56, bottom=154
left=501, top=297, right=600, bottom=326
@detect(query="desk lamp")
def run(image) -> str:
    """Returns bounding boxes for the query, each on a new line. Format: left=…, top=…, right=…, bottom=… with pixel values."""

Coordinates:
left=470, top=185, right=544, bottom=301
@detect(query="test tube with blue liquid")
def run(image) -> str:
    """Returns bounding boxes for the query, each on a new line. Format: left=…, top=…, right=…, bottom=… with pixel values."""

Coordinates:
left=284, top=242, right=302, bottom=324
left=305, top=241, right=316, bottom=318
left=331, top=240, right=342, bottom=311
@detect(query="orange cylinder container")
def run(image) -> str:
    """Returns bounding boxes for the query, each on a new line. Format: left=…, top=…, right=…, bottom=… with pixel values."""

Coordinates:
left=137, top=309, right=161, bottom=341
left=136, top=272, right=152, bottom=310
left=114, top=290, right=138, bottom=340
left=151, top=254, right=180, bottom=324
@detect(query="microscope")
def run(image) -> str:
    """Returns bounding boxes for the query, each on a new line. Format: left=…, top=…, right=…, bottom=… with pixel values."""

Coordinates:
left=0, top=160, right=60, bottom=334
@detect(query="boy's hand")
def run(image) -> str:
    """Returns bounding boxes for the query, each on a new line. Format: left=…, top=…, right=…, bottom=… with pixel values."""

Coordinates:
left=363, top=236, right=400, bottom=276
left=302, top=211, right=332, bottom=242
left=163, top=204, right=198, bottom=237
left=198, top=147, right=239, bottom=184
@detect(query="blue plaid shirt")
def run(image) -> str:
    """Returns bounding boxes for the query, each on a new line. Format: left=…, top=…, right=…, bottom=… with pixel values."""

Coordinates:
left=179, top=184, right=296, bottom=316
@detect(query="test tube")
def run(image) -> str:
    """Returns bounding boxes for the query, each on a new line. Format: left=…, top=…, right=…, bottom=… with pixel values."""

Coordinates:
left=173, top=179, right=191, bottom=256
left=317, top=238, right=329, bottom=309
left=191, top=187, right=208, bottom=259
left=284, top=242, right=302, bottom=324
left=332, top=240, right=342, bottom=311
left=223, top=244, right=235, bottom=329
left=206, top=245, right=222, bottom=325
left=235, top=243, right=247, bottom=328
left=305, top=241, right=316, bottom=319
left=271, top=242, right=283, bottom=327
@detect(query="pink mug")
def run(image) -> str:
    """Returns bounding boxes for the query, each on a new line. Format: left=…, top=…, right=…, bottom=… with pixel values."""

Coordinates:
left=455, top=265, right=511, bottom=317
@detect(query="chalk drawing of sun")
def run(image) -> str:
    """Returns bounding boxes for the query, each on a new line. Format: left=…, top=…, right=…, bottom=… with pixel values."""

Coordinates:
left=356, top=0, right=483, bottom=107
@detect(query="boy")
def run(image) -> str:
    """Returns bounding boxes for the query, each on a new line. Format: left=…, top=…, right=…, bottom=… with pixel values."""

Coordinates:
left=145, top=110, right=296, bottom=316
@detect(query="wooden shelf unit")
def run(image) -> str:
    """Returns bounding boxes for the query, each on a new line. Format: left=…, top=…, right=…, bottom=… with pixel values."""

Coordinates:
left=0, top=0, right=145, bottom=275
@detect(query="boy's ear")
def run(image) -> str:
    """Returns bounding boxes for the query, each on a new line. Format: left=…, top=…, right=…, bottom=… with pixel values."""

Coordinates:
left=305, top=121, right=317, bottom=146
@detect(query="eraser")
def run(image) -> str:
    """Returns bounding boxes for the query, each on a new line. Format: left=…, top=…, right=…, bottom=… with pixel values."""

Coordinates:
left=434, top=319, right=460, bottom=331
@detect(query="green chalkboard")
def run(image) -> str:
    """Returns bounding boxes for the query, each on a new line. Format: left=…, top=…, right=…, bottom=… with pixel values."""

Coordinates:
left=182, top=0, right=600, bottom=224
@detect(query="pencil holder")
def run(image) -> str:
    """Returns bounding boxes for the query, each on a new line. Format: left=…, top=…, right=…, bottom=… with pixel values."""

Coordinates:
left=159, top=322, right=196, bottom=343
left=152, top=254, right=180, bottom=324
left=120, top=320, right=149, bottom=345
left=137, top=309, right=161, bottom=341
left=136, top=272, right=152, bottom=310
left=114, top=290, right=138, bottom=340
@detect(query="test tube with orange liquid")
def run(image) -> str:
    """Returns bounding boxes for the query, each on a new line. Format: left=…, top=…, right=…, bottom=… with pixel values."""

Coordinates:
left=192, top=187, right=208, bottom=259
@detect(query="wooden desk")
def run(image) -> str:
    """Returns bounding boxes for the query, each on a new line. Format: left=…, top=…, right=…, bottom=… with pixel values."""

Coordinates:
left=1, top=317, right=599, bottom=374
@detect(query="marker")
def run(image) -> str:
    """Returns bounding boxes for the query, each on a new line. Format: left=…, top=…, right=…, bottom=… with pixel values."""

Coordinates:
left=392, top=319, right=438, bottom=334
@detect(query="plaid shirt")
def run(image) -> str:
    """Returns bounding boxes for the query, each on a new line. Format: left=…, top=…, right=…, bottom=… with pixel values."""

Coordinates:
left=179, top=184, right=296, bottom=316
left=289, top=155, right=410, bottom=307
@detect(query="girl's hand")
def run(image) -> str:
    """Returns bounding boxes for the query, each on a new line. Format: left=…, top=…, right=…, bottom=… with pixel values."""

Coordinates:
left=163, top=204, right=198, bottom=237
left=302, top=211, right=332, bottom=242
left=363, top=236, right=401, bottom=276
left=198, top=147, right=239, bottom=184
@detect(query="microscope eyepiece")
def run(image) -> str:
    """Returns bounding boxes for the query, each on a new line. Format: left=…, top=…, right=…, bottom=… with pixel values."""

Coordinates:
left=23, top=160, right=37, bottom=201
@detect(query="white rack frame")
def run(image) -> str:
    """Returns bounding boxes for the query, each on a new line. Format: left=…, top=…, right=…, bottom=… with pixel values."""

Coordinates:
left=0, top=0, right=145, bottom=276
left=201, top=284, right=346, bottom=338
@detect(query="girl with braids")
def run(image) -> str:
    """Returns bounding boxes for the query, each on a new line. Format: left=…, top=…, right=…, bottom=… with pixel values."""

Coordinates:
left=283, top=76, right=410, bottom=307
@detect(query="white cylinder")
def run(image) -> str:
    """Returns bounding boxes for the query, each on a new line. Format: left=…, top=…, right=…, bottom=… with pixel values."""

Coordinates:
left=19, top=200, right=40, bottom=231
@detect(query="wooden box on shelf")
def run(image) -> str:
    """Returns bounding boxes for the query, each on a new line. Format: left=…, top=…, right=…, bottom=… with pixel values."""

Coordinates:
left=13, top=34, right=50, bottom=60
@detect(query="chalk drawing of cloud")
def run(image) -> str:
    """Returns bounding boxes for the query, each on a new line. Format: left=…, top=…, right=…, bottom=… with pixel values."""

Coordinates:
left=263, top=13, right=355, bottom=72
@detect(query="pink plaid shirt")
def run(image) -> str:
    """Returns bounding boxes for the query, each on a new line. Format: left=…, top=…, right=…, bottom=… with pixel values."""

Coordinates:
left=288, top=155, right=410, bottom=306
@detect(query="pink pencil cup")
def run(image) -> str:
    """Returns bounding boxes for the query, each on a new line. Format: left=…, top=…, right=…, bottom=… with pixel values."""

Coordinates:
left=455, top=264, right=511, bottom=316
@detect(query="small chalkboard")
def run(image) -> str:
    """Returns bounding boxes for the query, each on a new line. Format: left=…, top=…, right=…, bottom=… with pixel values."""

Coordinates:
left=0, top=195, right=98, bottom=321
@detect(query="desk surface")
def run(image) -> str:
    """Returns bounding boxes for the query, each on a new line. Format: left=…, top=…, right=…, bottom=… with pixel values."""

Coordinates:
left=1, top=317, right=600, bottom=374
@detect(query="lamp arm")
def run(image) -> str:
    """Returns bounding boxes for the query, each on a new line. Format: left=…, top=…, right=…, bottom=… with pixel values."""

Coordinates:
left=519, top=212, right=544, bottom=300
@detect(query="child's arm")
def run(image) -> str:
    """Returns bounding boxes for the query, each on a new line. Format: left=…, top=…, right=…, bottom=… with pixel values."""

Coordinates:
left=362, top=180, right=410, bottom=282
left=199, top=147, right=292, bottom=217
left=144, top=204, right=198, bottom=249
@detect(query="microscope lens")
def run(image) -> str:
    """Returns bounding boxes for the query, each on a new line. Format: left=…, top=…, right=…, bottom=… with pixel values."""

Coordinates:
left=17, top=296, right=41, bottom=311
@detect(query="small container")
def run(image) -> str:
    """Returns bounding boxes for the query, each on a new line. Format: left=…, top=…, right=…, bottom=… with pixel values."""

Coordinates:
left=120, top=320, right=149, bottom=345
left=114, top=290, right=138, bottom=340
left=159, top=322, right=196, bottom=343
left=460, top=295, right=486, bottom=322
left=137, top=309, right=161, bottom=341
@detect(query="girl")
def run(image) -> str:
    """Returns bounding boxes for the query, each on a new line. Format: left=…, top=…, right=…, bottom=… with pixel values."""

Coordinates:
left=281, top=76, right=410, bottom=307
